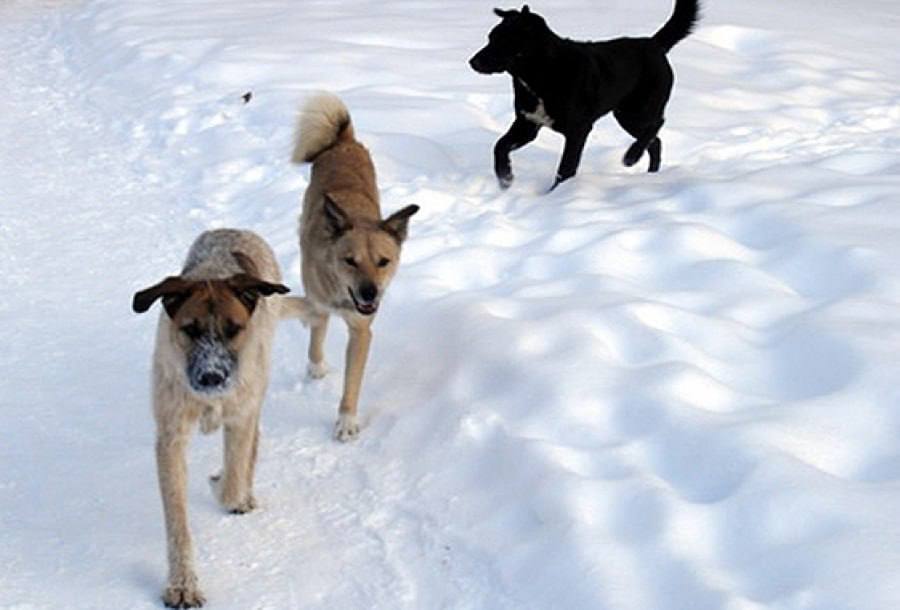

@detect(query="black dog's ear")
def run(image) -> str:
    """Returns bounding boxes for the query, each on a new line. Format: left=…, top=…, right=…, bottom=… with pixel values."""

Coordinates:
left=493, top=7, right=518, bottom=18
left=227, top=273, right=290, bottom=315
left=132, top=276, right=193, bottom=318
left=323, top=193, right=353, bottom=238
left=521, top=4, right=530, bottom=14
left=380, top=204, right=420, bottom=244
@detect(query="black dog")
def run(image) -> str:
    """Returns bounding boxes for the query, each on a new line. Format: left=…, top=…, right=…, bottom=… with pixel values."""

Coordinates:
left=470, top=1, right=699, bottom=190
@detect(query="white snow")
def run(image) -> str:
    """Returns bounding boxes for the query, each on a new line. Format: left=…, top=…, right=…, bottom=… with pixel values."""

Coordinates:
left=2, top=0, right=900, bottom=609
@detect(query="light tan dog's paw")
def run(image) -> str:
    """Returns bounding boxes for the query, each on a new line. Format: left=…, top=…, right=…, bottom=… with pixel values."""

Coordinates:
left=226, top=494, right=258, bottom=515
left=208, top=473, right=257, bottom=514
left=334, top=413, right=359, bottom=442
left=163, top=576, right=205, bottom=608
left=307, top=360, right=328, bottom=379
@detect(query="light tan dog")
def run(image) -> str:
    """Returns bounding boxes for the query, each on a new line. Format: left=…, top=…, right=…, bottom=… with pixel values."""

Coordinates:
left=292, top=93, right=419, bottom=441
left=132, top=229, right=312, bottom=608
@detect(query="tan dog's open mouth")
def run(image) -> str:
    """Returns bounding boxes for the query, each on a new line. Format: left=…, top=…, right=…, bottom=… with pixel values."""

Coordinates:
left=348, top=287, right=377, bottom=315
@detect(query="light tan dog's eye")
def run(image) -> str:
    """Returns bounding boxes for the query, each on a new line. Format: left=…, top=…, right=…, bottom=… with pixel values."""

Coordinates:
left=377, top=257, right=390, bottom=268
left=224, top=321, right=243, bottom=340
left=344, top=257, right=357, bottom=268
left=181, top=323, right=203, bottom=339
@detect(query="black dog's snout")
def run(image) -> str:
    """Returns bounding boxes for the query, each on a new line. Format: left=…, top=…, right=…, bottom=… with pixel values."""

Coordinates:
left=198, top=371, right=226, bottom=388
left=469, top=48, right=504, bottom=75
left=359, top=282, right=378, bottom=303
left=469, top=50, right=493, bottom=74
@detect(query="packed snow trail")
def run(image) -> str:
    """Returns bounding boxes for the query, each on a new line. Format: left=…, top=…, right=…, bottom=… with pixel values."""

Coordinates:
left=0, top=3, right=209, bottom=608
left=2, top=1, right=900, bottom=610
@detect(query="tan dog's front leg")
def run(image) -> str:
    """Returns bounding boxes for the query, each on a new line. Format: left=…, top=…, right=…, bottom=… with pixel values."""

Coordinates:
left=210, top=411, right=259, bottom=514
left=156, top=429, right=205, bottom=608
left=335, top=321, right=372, bottom=441
left=307, top=311, right=330, bottom=379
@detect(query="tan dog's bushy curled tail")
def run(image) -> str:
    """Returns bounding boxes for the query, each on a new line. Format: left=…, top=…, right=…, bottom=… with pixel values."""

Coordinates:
left=291, top=92, right=355, bottom=164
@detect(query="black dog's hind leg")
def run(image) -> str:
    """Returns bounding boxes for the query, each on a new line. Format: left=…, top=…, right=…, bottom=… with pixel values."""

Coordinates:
left=615, top=109, right=665, bottom=172
left=623, top=119, right=664, bottom=170
left=647, top=137, right=661, bottom=173
left=550, top=127, right=591, bottom=191
left=494, top=117, right=541, bottom=189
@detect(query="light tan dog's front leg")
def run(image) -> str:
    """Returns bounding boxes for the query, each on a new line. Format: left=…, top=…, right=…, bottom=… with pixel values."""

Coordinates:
left=210, top=410, right=260, bottom=514
left=335, top=320, right=372, bottom=441
left=156, top=428, right=205, bottom=608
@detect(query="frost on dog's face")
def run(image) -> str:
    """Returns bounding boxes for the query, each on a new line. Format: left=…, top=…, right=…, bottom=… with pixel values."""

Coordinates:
left=469, top=5, right=547, bottom=74
left=132, top=274, right=289, bottom=395
left=323, top=195, right=419, bottom=317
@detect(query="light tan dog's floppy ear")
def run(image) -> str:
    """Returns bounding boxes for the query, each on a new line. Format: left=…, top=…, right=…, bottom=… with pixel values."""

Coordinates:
left=231, top=250, right=260, bottom=277
left=227, top=274, right=290, bottom=315
left=323, top=193, right=353, bottom=238
left=380, top=204, right=420, bottom=244
left=132, top=276, right=193, bottom=317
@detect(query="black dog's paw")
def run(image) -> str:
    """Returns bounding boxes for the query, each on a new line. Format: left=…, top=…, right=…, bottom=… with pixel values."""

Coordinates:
left=548, top=173, right=570, bottom=192
left=623, top=143, right=644, bottom=167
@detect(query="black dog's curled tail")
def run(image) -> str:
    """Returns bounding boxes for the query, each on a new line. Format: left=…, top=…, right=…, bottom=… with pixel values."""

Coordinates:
left=652, top=0, right=700, bottom=52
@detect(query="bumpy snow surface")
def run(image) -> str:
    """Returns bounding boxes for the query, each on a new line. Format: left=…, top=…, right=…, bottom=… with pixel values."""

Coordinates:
left=3, top=1, right=900, bottom=609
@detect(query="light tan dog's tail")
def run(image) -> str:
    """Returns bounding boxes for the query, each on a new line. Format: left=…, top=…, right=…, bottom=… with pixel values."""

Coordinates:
left=291, top=92, right=355, bottom=164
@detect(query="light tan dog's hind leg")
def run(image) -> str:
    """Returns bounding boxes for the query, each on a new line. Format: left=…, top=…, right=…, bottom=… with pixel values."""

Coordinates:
left=156, top=418, right=205, bottom=608
left=335, top=320, right=372, bottom=442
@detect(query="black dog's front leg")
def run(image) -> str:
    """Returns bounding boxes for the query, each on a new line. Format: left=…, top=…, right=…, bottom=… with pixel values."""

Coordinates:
left=550, top=127, right=590, bottom=191
left=494, top=117, right=541, bottom=189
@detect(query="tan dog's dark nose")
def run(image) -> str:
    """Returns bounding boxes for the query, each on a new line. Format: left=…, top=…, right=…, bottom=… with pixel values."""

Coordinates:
left=359, top=282, right=378, bottom=303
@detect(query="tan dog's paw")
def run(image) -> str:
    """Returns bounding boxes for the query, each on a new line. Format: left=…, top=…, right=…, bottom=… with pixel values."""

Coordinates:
left=334, top=413, right=359, bottom=442
left=163, top=575, right=205, bottom=608
left=307, top=360, right=328, bottom=379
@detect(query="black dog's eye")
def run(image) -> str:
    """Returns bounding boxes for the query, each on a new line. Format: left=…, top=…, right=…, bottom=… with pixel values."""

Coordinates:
left=224, top=320, right=243, bottom=340
left=377, top=257, right=390, bottom=268
left=344, top=257, right=357, bottom=268
left=180, top=323, right=203, bottom=339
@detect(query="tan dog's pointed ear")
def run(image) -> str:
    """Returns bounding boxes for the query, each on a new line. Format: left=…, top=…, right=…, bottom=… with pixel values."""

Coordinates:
left=380, top=204, right=420, bottom=244
left=323, top=194, right=353, bottom=238
left=227, top=274, right=290, bottom=315
left=132, top=276, right=193, bottom=317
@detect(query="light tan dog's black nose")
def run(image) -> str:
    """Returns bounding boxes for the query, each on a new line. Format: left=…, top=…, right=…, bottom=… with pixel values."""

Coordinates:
left=199, top=372, right=225, bottom=388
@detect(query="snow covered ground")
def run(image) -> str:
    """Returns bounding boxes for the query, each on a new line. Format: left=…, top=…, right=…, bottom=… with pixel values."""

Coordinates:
left=2, top=0, right=900, bottom=608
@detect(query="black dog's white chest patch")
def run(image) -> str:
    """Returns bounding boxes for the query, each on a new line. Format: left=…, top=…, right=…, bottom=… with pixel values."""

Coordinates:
left=517, top=78, right=554, bottom=127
